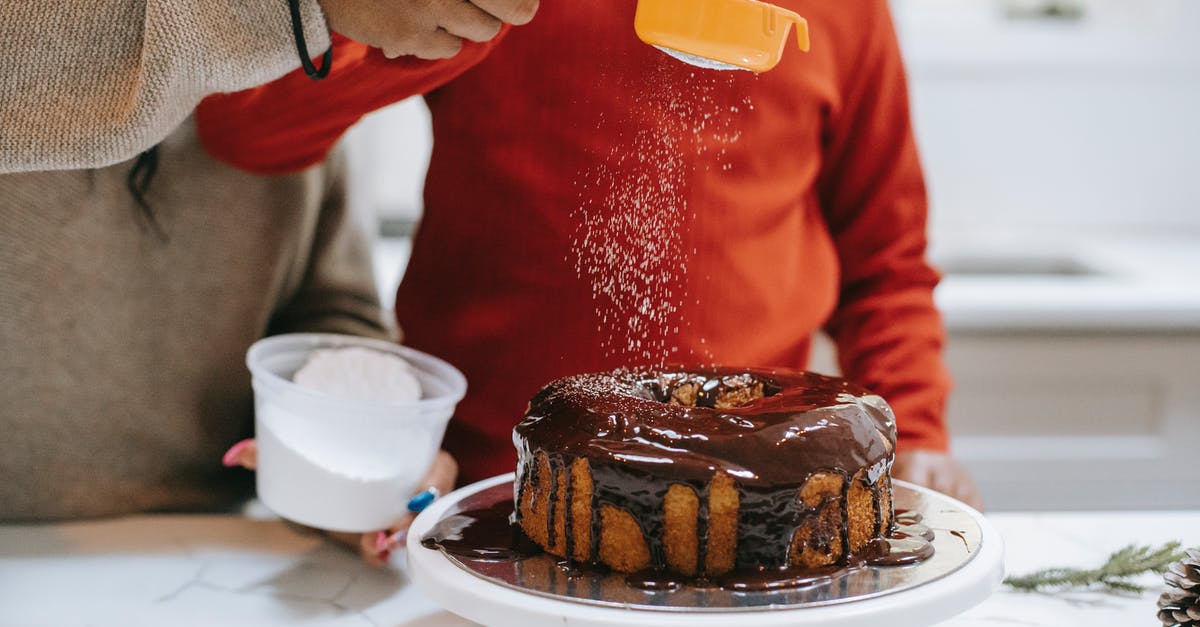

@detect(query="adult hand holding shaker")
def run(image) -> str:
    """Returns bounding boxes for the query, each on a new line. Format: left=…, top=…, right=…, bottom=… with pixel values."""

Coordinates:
left=320, top=0, right=539, bottom=59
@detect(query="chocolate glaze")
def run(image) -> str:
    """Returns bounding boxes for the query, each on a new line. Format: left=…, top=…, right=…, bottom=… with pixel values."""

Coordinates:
left=866, top=535, right=936, bottom=566
left=421, top=497, right=935, bottom=589
left=512, top=367, right=899, bottom=574
left=420, top=501, right=541, bottom=561
left=516, top=368, right=895, bottom=488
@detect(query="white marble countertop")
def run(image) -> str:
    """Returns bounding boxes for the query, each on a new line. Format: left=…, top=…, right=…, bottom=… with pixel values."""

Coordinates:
left=931, top=229, right=1200, bottom=332
left=2, top=509, right=1196, bottom=626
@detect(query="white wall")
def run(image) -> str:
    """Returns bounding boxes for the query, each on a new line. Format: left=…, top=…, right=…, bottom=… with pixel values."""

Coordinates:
left=344, top=98, right=433, bottom=223
left=893, top=0, right=1200, bottom=238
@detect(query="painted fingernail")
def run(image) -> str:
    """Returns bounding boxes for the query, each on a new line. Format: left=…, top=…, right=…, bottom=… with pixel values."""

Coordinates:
left=377, top=549, right=392, bottom=563
left=385, top=529, right=408, bottom=550
left=221, top=439, right=253, bottom=467
left=407, top=488, right=439, bottom=513
left=374, top=531, right=389, bottom=553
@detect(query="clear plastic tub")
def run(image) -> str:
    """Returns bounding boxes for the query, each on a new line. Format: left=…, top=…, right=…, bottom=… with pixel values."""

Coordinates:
left=246, top=333, right=466, bottom=532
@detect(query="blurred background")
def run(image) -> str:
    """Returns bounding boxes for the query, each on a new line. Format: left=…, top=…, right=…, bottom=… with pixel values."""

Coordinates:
left=343, top=0, right=1200, bottom=511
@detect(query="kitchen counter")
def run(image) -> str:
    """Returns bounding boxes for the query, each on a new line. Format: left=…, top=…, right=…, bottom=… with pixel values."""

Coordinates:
left=2, top=509, right=1196, bottom=626
left=931, top=229, right=1200, bottom=332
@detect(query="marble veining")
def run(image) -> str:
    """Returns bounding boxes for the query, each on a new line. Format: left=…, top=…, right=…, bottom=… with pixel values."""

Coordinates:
left=2, top=510, right=1197, bottom=626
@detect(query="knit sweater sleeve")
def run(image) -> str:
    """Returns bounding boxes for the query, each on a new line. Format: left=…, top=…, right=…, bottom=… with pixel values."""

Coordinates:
left=267, top=148, right=395, bottom=343
left=0, top=0, right=330, bottom=173
left=818, top=0, right=951, bottom=453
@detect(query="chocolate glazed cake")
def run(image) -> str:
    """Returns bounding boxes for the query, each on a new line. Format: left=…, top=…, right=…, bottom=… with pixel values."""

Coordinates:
left=512, top=368, right=897, bottom=580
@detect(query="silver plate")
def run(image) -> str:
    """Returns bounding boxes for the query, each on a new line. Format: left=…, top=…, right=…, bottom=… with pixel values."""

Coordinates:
left=422, top=479, right=983, bottom=612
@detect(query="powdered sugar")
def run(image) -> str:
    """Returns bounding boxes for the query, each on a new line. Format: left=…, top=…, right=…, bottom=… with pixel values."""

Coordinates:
left=294, top=347, right=421, bottom=403
left=255, top=400, right=428, bottom=532
left=570, top=66, right=754, bottom=366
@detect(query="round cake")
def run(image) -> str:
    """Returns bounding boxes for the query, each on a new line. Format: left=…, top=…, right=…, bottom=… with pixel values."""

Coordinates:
left=512, top=367, right=897, bottom=578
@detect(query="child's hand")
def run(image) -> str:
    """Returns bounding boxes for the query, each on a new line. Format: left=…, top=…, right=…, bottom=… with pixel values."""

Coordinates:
left=893, top=449, right=984, bottom=511
left=222, top=439, right=458, bottom=565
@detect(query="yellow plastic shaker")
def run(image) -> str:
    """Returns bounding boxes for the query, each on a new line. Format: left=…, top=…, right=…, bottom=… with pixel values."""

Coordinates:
left=635, top=0, right=810, bottom=72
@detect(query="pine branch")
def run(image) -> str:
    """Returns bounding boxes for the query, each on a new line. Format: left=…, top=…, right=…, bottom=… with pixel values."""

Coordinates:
left=1005, top=541, right=1185, bottom=593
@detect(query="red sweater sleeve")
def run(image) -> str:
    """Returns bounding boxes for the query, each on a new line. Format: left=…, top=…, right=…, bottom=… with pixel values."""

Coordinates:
left=195, top=31, right=506, bottom=175
left=818, top=2, right=950, bottom=452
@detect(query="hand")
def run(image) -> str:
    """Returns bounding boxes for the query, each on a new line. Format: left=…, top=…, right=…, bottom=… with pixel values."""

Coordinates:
left=223, top=440, right=458, bottom=565
left=318, top=0, right=538, bottom=59
left=892, top=449, right=984, bottom=511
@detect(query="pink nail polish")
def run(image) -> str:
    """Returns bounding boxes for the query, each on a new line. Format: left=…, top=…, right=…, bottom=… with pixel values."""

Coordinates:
left=374, top=531, right=389, bottom=553
left=386, top=529, right=408, bottom=550
left=221, top=439, right=252, bottom=467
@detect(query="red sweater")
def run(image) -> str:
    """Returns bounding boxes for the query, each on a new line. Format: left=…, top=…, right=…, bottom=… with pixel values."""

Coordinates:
left=198, top=0, right=950, bottom=485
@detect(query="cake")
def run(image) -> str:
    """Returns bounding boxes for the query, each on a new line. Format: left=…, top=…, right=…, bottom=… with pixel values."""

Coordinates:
left=512, top=367, right=896, bottom=578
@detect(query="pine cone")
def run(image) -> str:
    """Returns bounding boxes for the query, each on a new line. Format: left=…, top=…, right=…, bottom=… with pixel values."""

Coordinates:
left=1159, top=548, right=1200, bottom=626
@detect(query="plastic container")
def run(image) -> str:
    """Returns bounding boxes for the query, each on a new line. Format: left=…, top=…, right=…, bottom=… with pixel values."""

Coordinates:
left=246, top=333, right=466, bottom=532
left=635, top=0, right=810, bottom=72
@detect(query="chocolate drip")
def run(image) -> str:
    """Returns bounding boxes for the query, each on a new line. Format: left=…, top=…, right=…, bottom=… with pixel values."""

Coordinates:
left=871, top=478, right=882, bottom=538
left=626, top=571, right=682, bottom=591
left=868, top=534, right=935, bottom=566
left=696, top=482, right=710, bottom=574
left=421, top=501, right=542, bottom=560
left=546, top=457, right=559, bottom=549
left=896, top=522, right=935, bottom=542
left=588, top=476, right=602, bottom=563
left=840, top=472, right=852, bottom=564
left=563, top=458, right=576, bottom=560
left=589, top=462, right=672, bottom=567
left=735, top=484, right=810, bottom=570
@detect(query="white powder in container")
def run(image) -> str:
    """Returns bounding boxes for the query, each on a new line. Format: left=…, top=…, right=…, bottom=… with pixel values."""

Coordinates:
left=253, top=346, right=437, bottom=532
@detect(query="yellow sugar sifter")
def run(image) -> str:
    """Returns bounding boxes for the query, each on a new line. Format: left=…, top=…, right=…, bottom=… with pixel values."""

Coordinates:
left=635, top=0, right=810, bottom=72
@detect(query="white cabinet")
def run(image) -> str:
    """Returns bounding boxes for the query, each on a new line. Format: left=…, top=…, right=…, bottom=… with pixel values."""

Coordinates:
left=811, top=330, right=1200, bottom=511
left=944, top=333, right=1200, bottom=510
left=892, top=0, right=1200, bottom=237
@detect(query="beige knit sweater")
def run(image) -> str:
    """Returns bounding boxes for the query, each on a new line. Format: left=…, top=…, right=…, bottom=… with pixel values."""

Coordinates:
left=0, top=120, right=391, bottom=520
left=0, top=1, right=329, bottom=173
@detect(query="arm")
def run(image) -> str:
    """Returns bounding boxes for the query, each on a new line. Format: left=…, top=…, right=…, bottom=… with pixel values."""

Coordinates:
left=195, top=31, right=507, bottom=175
left=816, top=2, right=982, bottom=505
left=266, top=147, right=393, bottom=341
left=819, top=1, right=948, bottom=453
left=0, top=1, right=331, bottom=173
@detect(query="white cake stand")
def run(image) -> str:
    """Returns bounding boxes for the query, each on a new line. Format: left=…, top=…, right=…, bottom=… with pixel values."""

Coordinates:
left=408, top=473, right=1003, bottom=627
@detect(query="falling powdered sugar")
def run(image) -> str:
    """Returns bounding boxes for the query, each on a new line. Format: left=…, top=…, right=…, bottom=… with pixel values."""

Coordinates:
left=570, top=67, right=755, bottom=366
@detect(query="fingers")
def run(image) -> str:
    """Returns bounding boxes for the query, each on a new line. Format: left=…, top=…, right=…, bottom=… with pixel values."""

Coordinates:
left=439, top=1, right=503, bottom=42
left=471, top=0, right=539, bottom=26
left=366, top=496, right=432, bottom=560
left=950, top=474, right=985, bottom=511
left=363, top=530, right=395, bottom=566
left=221, top=439, right=258, bottom=470
left=360, top=449, right=458, bottom=562
left=321, top=0, right=535, bottom=61
left=893, top=449, right=985, bottom=511
left=425, top=450, right=459, bottom=496
left=384, top=28, right=464, bottom=60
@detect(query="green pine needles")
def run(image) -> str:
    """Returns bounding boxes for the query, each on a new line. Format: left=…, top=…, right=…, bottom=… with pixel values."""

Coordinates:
left=1005, top=542, right=1186, bottom=593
